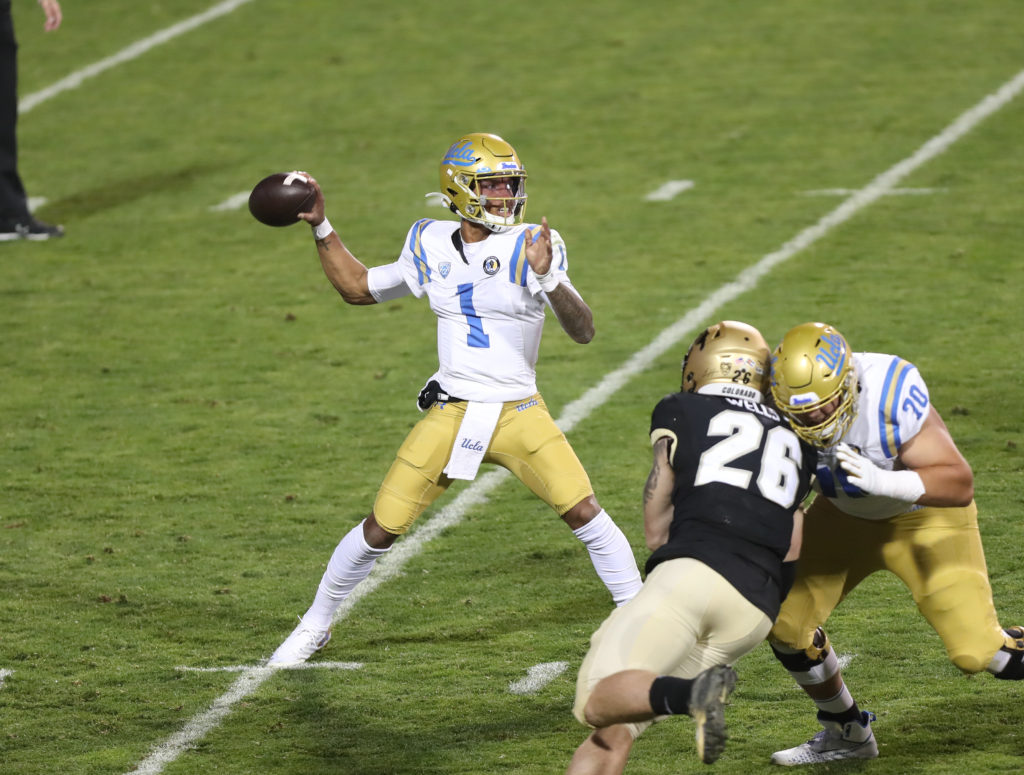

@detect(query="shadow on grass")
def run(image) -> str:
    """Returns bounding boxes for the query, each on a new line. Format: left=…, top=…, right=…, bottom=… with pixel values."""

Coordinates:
left=266, top=678, right=574, bottom=775
left=41, top=162, right=234, bottom=221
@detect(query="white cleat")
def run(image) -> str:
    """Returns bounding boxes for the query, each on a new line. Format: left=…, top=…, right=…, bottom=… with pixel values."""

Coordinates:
left=771, top=711, right=878, bottom=765
left=267, top=621, right=332, bottom=667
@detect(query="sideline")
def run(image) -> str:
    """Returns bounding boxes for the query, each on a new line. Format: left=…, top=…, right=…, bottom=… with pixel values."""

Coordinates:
left=19, top=0, right=254, bottom=115
left=125, top=67, right=1024, bottom=774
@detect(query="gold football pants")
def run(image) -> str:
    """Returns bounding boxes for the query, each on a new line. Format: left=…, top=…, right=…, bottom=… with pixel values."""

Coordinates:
left=771, top=496, right=1005, bottom=673
left=372, top=393, right=593, bottom=535
left=573, top=558, right=772, bottom=738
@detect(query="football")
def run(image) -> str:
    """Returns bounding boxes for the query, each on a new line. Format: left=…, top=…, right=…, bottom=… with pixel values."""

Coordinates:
left=248, top=172, right=316, bottom=227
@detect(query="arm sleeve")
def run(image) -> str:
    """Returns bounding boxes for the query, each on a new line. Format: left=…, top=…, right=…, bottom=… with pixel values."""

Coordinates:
left=367, top=262, right=413, bottom=303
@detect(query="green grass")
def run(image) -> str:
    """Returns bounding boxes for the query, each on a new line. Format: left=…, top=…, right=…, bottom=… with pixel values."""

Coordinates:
left=2, top=1, right=1024, bottom=772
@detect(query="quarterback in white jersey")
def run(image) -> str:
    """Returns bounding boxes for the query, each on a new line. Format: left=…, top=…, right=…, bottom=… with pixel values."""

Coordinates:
left=764, top=322, right=1024, bottom=767
left=266, top=133, right=641, bottom=668
left=377, top=216, right=570, bottom=402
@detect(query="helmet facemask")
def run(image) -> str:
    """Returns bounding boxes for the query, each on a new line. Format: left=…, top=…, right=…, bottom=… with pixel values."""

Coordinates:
left=473, top=173, right=527, bottom=232
left=775, top=370, right=858, bottom=447
left=770, top=322, right=859, bottom=448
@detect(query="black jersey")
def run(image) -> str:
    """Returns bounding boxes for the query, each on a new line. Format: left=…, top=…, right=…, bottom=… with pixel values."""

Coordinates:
left=646, top=392, right=817, bottom=619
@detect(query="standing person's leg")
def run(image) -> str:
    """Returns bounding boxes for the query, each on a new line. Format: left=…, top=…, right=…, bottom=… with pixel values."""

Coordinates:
left=268, top=403, right=459, bottom=665
left=0, top=1, right=62, bottom=239
left=884, top=502, right=1023, bottom=677
left=488, top=394, right=642, bottom=605
left=0, top=1, right=30, bottom=224
left=769, top=498, right=881, bottom=765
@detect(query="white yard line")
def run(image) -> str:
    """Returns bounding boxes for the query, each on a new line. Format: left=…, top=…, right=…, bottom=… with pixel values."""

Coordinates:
left=19, top=0, right=254, bottom=115
left=801, top=187, right=946, bottom=196
left=175, top=661, right=363, bottom=673
left=208, top=191, right=251, bottom=212
left=0, top=668, right=12, bottom=689
left=510, top=662, right=570, bottom=695
left=645, top=180, right=695, bottom=201
left=129, top=667, right=275, bottom=774
left=124, top=67, right=1024, bottom=774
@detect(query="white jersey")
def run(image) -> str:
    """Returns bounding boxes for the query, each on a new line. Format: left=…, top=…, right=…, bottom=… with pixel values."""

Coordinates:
left=366, top=218, right=571, bottom=402
left=815, top=352, right=931, bottom=520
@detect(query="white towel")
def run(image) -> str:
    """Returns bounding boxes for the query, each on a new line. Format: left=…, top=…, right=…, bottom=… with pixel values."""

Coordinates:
left=443, top=401, right=502, bottom=480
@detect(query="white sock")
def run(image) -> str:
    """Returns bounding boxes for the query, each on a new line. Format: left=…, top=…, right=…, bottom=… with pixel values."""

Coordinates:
left=815, top=685, right=855, bottom=715
left=989, top=648, right=1011, bottom=673
left=571, top=510, right=642, bottom=606
left=301, top=522, right=390, bottom=631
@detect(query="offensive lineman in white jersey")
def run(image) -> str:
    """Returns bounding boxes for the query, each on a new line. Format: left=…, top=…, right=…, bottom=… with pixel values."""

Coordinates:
left=268, top=133, right=642, bottom=666
left=766, top=322, right=1024, bottom=765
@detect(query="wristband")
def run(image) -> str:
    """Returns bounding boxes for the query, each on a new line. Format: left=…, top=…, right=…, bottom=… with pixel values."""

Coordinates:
left=836, top=443, right=926, bottom=503
left=312, top=218, right=333, bottom=241
left=535, top=269, right=559, bottom=293
left=878, top=469, right=926, bottom=502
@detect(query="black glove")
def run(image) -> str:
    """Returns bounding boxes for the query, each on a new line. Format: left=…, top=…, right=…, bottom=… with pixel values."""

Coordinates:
left=416, top=379, right=455, bottom=411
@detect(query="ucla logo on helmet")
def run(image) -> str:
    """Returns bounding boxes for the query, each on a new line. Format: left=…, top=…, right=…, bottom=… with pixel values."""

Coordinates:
left=815, top=332, right=846, bottom=373
left=483, top=257, right=500, bottom=275
left=442, top=140, right=478, bottom=167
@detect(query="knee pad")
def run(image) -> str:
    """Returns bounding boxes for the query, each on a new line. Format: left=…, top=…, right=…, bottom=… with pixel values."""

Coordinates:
left=770, top=627, right=839, bottom=686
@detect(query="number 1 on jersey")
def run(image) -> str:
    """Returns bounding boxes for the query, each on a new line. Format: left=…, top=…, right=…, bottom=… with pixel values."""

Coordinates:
left=457, top=283, right=491, bottom=348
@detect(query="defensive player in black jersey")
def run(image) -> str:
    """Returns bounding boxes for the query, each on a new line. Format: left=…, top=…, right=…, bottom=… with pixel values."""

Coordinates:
left=566, top=321, right=817, bottom=773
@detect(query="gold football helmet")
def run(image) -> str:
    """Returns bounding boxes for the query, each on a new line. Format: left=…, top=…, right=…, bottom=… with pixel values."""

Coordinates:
left=438, top=133, right=527, bottom=233
left=681, top=320, right=771, bottom=400
left=770, top=322, right=858, bottom=448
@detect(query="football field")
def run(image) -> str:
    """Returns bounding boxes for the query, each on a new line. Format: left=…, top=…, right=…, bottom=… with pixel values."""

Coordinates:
left=2, top=1, right=1024, bottom=773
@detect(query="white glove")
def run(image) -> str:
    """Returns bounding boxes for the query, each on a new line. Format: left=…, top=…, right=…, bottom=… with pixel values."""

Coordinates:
left=836, top=443, right=925, bottom=503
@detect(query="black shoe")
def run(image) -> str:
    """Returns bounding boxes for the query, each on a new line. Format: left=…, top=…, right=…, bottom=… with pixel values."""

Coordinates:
left=0, top=216, right=65, bottom=241
left=689, top=664, right=737, bottom=764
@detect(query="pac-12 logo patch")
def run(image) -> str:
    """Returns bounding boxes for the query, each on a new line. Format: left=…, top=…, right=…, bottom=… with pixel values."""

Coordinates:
left=483, top=257, right=500, bottom=275
left=439, top=261, right=451, bottom=278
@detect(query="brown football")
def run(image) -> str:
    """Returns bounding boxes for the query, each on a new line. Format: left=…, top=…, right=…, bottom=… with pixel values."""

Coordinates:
left=248, top=172, right=316, bottom=227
